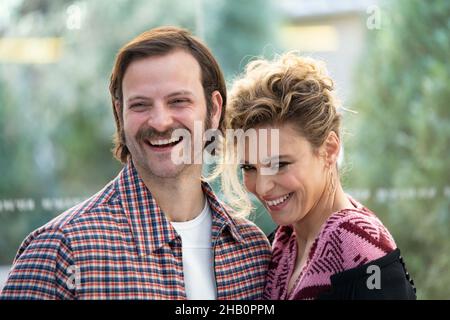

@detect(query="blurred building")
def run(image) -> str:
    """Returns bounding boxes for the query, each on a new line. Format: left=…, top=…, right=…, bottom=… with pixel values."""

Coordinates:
left=278, top=0, right=379, bottom=105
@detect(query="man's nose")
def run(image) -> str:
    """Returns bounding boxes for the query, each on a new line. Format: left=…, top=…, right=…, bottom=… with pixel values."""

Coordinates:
left=147, top=102, right=174, bottom=133
left=255, top=173, right=275, bottom=198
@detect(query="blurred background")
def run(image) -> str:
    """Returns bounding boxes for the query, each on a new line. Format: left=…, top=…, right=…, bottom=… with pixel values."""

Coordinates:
left=0, top=0, right=449, bottom=299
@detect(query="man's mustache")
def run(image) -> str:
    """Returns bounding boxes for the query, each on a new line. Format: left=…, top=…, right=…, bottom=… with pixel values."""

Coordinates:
left=135, top=126, right=188, bottom=142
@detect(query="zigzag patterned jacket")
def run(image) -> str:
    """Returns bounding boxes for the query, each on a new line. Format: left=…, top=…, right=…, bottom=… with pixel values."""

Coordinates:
left=264, top=197, right=416, bottom=300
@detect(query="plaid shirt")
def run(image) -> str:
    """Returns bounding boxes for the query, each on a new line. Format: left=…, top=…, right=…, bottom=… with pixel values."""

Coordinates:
left=0, top=162, right=271, bottom=300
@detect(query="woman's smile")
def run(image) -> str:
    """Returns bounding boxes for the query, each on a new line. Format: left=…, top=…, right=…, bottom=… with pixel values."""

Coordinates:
left=263, top=192, right=294, bottom=211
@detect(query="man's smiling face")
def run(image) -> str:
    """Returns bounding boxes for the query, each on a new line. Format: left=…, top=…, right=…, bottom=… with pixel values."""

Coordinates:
left=120, top=49, right=213, bottom=179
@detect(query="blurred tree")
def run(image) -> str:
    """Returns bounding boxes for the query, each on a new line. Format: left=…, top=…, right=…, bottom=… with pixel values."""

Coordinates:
left=346, top=0, right=450, bottom=299
left=204, top=0, right=279, bottom=76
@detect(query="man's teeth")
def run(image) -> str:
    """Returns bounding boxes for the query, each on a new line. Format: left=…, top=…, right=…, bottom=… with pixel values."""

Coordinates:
left=149, top=136, right=181, bottom=146
left=266, top=193, right=292, bottom=206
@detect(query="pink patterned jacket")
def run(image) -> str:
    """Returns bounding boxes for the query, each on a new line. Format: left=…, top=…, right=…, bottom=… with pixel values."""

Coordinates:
left=263, top=197, right=397, bottom=300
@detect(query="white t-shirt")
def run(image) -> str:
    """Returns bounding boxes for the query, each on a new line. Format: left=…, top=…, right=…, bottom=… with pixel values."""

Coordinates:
left=170, top=200, right=217, bottom=300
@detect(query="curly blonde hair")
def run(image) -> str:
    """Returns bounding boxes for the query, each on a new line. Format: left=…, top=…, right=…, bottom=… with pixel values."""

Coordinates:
left=211, top=52, right=342, bottom=217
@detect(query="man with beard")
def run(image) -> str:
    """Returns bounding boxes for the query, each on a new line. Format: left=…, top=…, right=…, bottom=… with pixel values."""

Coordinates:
left=0, top=27, right=271, bottom=300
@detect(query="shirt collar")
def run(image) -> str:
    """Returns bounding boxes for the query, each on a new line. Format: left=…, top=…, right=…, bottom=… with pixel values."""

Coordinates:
left=200, top=178, right=245, bottom=245
left=114, top=161, right=244, bottom=257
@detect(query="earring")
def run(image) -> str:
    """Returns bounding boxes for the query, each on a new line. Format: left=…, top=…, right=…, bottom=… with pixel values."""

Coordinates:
left=328, top=168, right=336, bottom=195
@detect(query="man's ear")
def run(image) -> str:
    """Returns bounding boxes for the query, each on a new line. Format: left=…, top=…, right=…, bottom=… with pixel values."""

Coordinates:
left=322, top=131, right=340, bottom=168
left=210, top=90, right=223, bottom=130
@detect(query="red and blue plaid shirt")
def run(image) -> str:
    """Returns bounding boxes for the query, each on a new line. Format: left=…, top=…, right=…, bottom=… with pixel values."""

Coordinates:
left=0, top=162, right=271, bottom=299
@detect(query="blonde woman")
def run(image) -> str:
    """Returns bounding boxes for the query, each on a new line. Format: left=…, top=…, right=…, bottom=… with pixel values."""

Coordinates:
left=218, top=53, right=416, bottom=300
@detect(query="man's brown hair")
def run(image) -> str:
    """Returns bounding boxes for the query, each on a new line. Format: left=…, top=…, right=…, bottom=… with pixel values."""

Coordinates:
left=109, top=26, right=227, bottom=163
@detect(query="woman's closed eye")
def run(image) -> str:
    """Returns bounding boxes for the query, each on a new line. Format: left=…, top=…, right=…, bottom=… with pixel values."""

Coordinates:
left=240, top=162, right=290, bottom=172
left=270, top=161, right=290, bottom=170
left=240, top=164, right=256, bottom=172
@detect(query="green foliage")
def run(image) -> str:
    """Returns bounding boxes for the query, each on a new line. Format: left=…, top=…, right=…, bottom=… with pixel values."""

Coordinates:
left=345, top=0, right=450, bottom=299
left=204, top=0, right=279, bottom=77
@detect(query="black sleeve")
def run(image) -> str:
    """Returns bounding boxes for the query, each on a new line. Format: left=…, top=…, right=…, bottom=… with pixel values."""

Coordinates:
left=318, top=249, right=417, bottom=300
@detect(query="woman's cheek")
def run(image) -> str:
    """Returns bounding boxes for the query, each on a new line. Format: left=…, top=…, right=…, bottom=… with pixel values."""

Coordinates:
left=243, top=174, right=256, bottom=194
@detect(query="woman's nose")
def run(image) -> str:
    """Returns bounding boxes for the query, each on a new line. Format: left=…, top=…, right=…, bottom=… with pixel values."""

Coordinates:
left=255, top=174, right=275, bottom=198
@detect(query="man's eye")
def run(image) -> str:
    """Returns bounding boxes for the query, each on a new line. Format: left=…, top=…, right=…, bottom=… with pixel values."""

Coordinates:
left=240, top=164, right=255, bottom=172
left=171, top=99, right=190, bottom=105
left=130, top=103, right=146, bottom=109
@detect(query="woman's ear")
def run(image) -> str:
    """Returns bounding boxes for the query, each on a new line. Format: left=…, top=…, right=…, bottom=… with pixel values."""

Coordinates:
left=323, top=131, right=340, bottom=167
left=210, top=90, right=223, bottom=130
